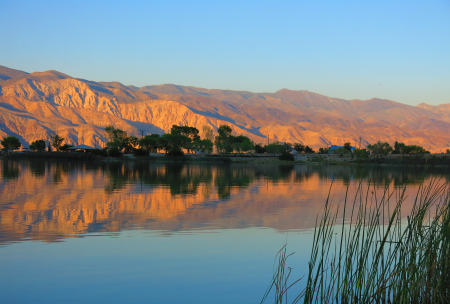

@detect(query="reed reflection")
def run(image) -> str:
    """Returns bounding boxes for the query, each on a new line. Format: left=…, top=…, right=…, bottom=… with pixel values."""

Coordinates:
left=0, top=160, right=447, bottom=245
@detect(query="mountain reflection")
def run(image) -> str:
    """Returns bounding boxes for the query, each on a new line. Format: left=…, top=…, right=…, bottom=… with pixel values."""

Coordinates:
left=0, top=160, right=447, bottom=244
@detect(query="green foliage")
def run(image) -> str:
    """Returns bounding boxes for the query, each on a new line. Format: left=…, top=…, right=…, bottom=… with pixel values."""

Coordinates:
left=255, top=143, right=266, bottom=153
left=133, top=148, right=149, bottom=157
left=293, top=143, right=305, bottom=153
left=214, top=125, right=234, bottom=153
left=192, top=138, right=214, bottom=154
left=353, top=148, right=369, bottom=159
left=318, top=147, right=328, bottom=154
left=304, top=145, right=315, bottom=154
left=167, top=148, right=184, bottom=156
left=139, top=134, right=160, bottom=152
left=264, top=179, right=450, bottom=304
left=170, top=125, right=200, bottom=140
left=447, top=149, right=450, bottom=154
left=29, top=139, right=46, bottom=152
left=343, top=142, right=351, bottom=151
left=394, top=141, right=430, bottom=154
left=51, top=134, right=64, bottom=152
left=367, top=141, right=393, bottom=157
left=335, top=147, right=351, bottom=155
left=105, top=126, right=139, bottom=152
left=265, top=142, right=287, bottom=155
left=59, top=144, right=73, bottom=152
left=105, top=125, right=128, bottom=151
left=278, top=150, right=295, bottom=161
left=203, top=125, right=215, bottom=142
left=1, top=136, right=21, bottom=151
left=159, top=133, right=191, bottom=154
left=91, top=148, right=108, bottom=157
left=108, top=147, right=122, bottom=157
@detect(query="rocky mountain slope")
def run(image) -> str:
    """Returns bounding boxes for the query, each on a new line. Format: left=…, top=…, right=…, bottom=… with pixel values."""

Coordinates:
left=0, top=65, right=449, bottom=151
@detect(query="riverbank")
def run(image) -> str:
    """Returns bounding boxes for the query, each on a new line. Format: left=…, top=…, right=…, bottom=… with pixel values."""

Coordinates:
left=2, top=151, right=450, bottom=167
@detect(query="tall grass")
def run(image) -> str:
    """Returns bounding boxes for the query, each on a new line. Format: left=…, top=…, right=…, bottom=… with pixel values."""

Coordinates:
left=262, top=178, right=450, bottom=304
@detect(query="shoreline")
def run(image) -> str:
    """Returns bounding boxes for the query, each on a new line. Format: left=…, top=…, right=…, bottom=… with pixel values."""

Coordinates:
left=2, top=152, right=450, bottom=167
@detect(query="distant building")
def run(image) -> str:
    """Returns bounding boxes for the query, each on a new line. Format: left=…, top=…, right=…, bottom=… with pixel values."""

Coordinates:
left=328, top=145, right=355, bottom=154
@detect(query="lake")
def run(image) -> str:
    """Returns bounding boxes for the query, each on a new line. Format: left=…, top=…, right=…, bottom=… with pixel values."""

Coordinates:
left=0, top=160, right=445, bottom=304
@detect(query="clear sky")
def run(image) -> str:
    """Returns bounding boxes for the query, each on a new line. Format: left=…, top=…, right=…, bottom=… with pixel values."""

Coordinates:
left=0, top=0, right=449, bottom=105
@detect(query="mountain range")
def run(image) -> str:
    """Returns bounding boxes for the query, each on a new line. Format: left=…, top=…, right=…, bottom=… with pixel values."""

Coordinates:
left=0, top=65, right=449, bottom=152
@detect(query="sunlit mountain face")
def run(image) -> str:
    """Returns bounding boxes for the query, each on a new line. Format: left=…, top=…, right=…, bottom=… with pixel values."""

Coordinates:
left=0, top=160, right=440, bottom=245
left=1, top=65, right=450, bottom=152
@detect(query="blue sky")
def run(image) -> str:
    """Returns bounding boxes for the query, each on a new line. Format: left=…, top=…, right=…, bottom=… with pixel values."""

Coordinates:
left=0, top=0, right=449, bottom=105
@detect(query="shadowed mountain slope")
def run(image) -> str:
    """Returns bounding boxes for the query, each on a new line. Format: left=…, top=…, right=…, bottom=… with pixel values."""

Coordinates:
left=0, top=66, right=449, bottom=151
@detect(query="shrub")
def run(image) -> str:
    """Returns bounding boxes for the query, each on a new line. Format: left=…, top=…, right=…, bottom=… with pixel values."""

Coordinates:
left=133, top=148, right=149, bottom=157
left=91, top=148, right=108, bottom=157
left=167, top=148, right=184, bottom=156
left=278, top=151, right=294, bottom=161
left=108, top=147, right=123, bottom=157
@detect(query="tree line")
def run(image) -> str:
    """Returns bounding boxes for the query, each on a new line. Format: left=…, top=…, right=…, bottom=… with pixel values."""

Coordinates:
left=0, top=127, right=439, bottom=159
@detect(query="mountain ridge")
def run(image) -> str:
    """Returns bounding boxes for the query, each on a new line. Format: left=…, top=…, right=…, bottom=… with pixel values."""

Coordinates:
left=0, top=65, right=449, bottom=152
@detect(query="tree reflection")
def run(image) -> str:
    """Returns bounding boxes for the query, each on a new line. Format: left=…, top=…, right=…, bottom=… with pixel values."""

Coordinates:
left=1, top=160, right=20, bottom=180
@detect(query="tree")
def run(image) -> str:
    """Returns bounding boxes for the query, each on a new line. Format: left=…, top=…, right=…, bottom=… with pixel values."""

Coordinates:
left=265, top=142, right=286, bottom=155
left=203, top=126, right=215, bottom=142
left=344, top=142, right=352, bottom=151
left=159, top=134, right=191, bottom=155
left=367, top=141, right=393, bottom=157
left=318, top=147, right=328, bottom=154
left=29, top=139, right=46, bottom=152
left=214, top=125, right=234, bottom=153
left=304, top=146, right=315, bottom=154
left=293, top=143, right=305, bottom=153
left=192, top=138, right=214, bottom=154
left=105, top=126, right=130, bottom=151
left=354, top=148, right=369, bottom=159
left=139, top=134, right=161, bottom=153
left=170, top=125, right=200, bottom=140
left=59, top=144, right=73, bottom=152
left=394, top=141, right=429, bottom=154
left=254, top=143, right=266, bottom=153
left=1, top=136, right=21, bottom=152
left=51, top=134, right=64, bottom=152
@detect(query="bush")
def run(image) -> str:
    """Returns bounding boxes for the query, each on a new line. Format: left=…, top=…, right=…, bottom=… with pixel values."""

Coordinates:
left=167, top=148, right=184, bottom=156
left=108, top=147, right=123, bottom=157
left=133, top=148, right=149, bottom=157
left=91, top=148, right=108, bottom=157
left=279, top=151, right=295, bottom=161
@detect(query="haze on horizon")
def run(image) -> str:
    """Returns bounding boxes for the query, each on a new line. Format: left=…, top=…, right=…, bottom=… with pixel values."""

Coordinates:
left=0, top=0, right=449, bottom=106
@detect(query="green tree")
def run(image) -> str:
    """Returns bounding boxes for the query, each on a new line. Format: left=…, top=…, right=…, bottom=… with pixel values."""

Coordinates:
left=214, top=125, right=234, bottom=153
left=354, top=148, right=369, bottom=159
left=344, top=142, right=352, bottom=151
left=170, top=125, right=200, bottom=140
left=203, top=125, right=215, bottom=142
left=318, top=147, right=328, bottom=154
left=51, top=134, right=65, bottom=152
left=29, top=139, right=46, bottom=152
left=105, top=126, right=130, bottom=151
left=293, top=143, right=305, bottom=153
left=192, top=138, right=214, bottom=154
left=255, top=143, right=266, bottom=153
left=59, top=144, right=73, bottom=152
left=139, top=134, right=161, bottom=153
left=1, top=136, right=21, bottom=152
left=367, top=141, right=393, bottom=157
left=304, top=145, right=315, bottom=154
left=265, top=142, right=286, bottom=155
left=159, top=134, right=191, bottom=155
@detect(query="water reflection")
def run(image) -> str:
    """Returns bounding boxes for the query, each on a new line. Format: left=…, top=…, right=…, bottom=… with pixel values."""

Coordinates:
left=0, top=160, right=447, bottom=245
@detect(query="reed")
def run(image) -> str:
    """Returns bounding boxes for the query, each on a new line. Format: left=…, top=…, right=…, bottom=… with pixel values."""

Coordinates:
left=263, top=177, right=450, bottom=304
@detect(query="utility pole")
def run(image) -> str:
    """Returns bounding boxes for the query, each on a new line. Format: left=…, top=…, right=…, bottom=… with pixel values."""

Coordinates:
left=139, top=130, right=145, bottom=138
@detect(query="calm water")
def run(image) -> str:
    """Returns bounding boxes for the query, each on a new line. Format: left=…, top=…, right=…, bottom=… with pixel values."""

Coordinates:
left=0, top=160, right=446, bottom=304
